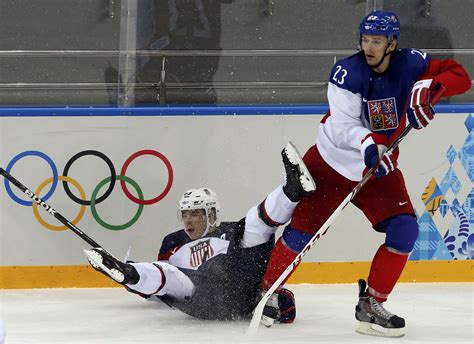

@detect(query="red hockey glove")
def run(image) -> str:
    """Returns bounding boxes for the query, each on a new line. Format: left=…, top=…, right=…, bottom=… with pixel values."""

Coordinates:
left=407, top=79, right=446, bottom=129
left=361, top=134, right=397, bottom=178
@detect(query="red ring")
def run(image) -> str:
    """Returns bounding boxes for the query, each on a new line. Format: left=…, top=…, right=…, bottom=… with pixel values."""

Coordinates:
left=120, top=149, right=173, bottom=205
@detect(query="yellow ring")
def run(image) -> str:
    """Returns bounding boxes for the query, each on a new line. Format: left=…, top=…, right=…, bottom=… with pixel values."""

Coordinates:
left=32, top=176, right=86, bottom=231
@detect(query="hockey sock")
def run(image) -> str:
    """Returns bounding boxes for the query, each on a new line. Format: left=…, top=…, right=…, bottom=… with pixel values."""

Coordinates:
left=258, top=185, right=299, bottom=226
left=261, top=238, right=299, bottom=290
left=367, top=244, right=408, bottom=302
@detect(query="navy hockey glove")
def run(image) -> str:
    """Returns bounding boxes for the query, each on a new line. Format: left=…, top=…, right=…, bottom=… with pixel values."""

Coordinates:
left=361, top=134, right=397, bottom=178
left=407, top=79, right=446, bottom=129
left=278, top=288, right=296, bottom=324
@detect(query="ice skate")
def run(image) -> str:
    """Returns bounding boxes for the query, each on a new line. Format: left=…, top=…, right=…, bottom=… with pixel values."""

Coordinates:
left=84, top=248, right=139, bottom=285
left=282, top=141, right=316, bottom=202
left=355, top=279, right=405, bottom=338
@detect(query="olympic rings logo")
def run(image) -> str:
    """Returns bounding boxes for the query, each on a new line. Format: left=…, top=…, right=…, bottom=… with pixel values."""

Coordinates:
left=3, top=150, right=173, bottom=231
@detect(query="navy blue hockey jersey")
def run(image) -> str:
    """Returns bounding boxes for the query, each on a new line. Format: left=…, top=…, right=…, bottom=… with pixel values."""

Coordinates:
left=158, top=218, right=274, bottom=320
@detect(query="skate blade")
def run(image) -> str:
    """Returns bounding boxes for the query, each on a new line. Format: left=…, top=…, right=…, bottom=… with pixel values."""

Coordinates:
left=83, top=249, right=125, bottom=283
left=261, top=315, right=275, bottom=328
left=284, top=142, right=316, bottom=192
left=356, top=321, right=405, bottom=338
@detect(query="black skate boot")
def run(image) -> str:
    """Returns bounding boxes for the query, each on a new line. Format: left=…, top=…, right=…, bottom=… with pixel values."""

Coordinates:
left=84, top=248, right=139, bottom=285
left=281, top=142, right=316, bottom=202
left=355, top=279, right=405, bottom=337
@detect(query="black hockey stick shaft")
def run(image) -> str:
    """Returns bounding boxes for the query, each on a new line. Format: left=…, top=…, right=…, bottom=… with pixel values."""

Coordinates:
left=0, top=167, right=103, bottom=249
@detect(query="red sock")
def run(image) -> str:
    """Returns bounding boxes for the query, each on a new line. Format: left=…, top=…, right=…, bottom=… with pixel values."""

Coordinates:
left=367, top=244, right=408, bottom=302
left=261, top=238, right=299, bottom=290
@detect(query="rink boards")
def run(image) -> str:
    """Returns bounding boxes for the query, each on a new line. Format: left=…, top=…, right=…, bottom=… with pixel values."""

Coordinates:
left=0, top=106, right=473, bottom=288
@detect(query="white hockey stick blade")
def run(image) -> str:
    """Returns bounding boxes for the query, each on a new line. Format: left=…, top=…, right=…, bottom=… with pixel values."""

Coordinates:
left=123, top=245, right=132, bottom=263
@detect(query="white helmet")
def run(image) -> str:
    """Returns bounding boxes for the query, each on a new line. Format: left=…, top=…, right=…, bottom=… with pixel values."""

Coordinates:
left=178, top=187, right=221, bottom=228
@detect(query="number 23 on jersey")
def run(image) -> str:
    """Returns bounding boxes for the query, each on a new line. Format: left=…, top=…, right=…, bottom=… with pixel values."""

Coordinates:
left=332, top=65, right=348, bottom=85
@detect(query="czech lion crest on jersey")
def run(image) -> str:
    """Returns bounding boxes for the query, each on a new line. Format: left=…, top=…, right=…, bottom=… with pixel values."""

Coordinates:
left=190, top=239, right=214, bottom=267
left=368, top=97, right=399, bottom=131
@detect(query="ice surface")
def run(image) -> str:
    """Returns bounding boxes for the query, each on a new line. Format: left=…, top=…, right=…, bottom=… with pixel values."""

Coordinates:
left=1, top=283, right=472, bottom=343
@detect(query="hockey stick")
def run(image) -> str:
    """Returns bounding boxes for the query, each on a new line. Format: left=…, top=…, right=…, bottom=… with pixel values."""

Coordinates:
left=247, top=127, right=412, bottom=334
left=0, top=168, right=103, bottom=249
left=247, top=88, right=446, bottom=334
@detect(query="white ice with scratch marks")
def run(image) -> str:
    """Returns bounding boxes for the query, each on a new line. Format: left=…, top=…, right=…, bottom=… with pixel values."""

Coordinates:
left=1, top=283, right=472, bottom=343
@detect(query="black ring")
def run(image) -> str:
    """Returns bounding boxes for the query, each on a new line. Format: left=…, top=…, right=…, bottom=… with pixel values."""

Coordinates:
left=62, top=150, right=116, bottom=206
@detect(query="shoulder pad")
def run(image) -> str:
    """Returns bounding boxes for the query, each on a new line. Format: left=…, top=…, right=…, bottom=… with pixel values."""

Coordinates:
left=159, top=230, right=189, bottom=254
left=329, top=52, right=366, bottom=93
left=398, top=48, right=430, bottom=72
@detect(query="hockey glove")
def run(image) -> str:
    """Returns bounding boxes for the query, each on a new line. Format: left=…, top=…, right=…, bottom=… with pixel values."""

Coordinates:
left=407, top=79, right=446, bottom=129
left=260, top=287, right=296, bottom=326
left=361, top=134, right=397, bottom=178
left=278, top=288, right=296, bottom=324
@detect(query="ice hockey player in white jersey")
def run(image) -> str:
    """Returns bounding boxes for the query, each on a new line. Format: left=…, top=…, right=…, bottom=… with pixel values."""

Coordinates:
left=258, top=11, right=470, bottom=338
left=84, top=142, right=316, bottom=322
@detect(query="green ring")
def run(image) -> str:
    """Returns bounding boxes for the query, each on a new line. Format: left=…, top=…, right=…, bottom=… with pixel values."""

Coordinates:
left=90, top=175, right=144, bottom=231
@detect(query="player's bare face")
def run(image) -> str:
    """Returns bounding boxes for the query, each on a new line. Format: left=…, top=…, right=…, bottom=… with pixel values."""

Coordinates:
left=361, top=35, right=393, bottom=72
left=182, top=209, right=207, bottom=240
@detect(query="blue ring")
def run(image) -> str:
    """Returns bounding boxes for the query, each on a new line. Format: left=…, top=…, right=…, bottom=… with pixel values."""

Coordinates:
left=4, top=151, right=58, bottom=206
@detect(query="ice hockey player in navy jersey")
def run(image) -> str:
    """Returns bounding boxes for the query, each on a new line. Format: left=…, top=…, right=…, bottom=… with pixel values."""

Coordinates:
left=258, top=11, right=471, bottom=337
left=84, top=142, right=316, bottom=323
